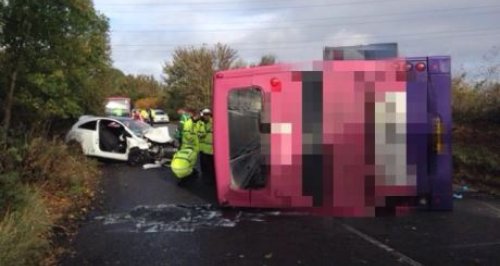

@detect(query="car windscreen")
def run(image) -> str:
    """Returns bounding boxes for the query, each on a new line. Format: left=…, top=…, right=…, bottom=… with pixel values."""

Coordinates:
left=155, top=110, right=165, bottom=115
left=116, top=119, right=152, bottom=136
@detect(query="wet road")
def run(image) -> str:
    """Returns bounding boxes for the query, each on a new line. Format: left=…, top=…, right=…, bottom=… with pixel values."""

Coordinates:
left=61, top=126, right=500, bottom=266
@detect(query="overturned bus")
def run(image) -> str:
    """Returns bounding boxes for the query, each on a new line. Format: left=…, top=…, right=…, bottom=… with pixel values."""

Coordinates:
left=212, top=57, right=452, bottom=216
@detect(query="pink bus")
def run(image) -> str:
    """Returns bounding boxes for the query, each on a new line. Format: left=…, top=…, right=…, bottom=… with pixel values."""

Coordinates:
left=212, top=58, right=452, bottom=217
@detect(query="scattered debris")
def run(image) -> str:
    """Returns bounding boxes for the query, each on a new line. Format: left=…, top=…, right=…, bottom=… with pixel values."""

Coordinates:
left=143, top=158, right=171, bottom=169
left=94, top=204, right=304, bottom=233
left=142, top=163, right=162, bottom=169
left=453, top=193, right=464, bottom=199
left=453, top=185, right=469, bottom=199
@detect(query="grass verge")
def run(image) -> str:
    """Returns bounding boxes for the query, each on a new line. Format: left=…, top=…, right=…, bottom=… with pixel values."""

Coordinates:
left=0, top=187, right=51, bottom=266
left=0, top=137, right=101, bottom=265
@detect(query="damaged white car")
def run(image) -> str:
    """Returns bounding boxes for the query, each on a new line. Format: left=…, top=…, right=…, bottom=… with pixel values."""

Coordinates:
left=65, top=116, right=176, bottom=165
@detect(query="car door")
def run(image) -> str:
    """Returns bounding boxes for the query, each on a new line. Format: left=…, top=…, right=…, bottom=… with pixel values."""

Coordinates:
left=96, top=119, right=128, bottom=161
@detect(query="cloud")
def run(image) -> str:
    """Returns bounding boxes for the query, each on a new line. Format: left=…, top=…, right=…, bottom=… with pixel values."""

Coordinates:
left=94, top=0, right=500, bottom=78
left=324, top=28, right=372, bottom=47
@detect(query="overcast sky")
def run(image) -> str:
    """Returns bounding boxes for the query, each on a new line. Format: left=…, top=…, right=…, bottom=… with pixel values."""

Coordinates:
left=93, top=0, right=500, bottom=79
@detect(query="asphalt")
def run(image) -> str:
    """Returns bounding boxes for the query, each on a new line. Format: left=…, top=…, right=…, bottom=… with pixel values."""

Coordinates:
left=60, top=125, right=500, bottom=266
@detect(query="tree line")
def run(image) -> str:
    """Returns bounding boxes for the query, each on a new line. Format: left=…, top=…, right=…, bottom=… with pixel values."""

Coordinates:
left=0, top=1, right=276, bottom=137
left=2, top=0, right=498, bottom=136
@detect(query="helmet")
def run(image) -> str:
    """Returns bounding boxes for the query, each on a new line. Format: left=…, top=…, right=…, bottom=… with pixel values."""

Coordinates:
left=201, top=108, right=212, bottom=116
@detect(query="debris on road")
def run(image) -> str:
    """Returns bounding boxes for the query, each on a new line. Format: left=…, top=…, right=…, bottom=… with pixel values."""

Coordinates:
left=94, top=204, right=307, bottom=233
left=142, top=163, right=162, bottom=169
left=453, top=185, right=470, bottom=199
left=143, top=158, right=171, bottom=170
left=453, top=193, right=464, bottom=199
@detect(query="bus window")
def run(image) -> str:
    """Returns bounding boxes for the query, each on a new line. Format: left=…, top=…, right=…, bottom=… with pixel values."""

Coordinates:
left=228, top=87, right=268, bottom=189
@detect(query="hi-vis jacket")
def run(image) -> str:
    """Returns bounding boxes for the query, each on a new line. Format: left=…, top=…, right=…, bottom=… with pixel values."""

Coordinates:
left=198, top=118, right=213, bottom=155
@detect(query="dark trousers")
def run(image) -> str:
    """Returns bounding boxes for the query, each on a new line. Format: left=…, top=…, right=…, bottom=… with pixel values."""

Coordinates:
left=200, top=153, right=215, bottom=184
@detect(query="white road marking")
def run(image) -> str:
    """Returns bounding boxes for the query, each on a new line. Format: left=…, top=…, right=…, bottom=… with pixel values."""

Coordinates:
left=449, top=241, right=500, bottom=249
left=477, top=200, right=500, bottom=216
left=341, top=223, right=423, bottom=266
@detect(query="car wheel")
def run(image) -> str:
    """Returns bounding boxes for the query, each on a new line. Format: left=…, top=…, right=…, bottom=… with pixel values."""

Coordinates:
left=128, top=147, right=147, bottom=166
left=67, top=140, right=84, bottom=156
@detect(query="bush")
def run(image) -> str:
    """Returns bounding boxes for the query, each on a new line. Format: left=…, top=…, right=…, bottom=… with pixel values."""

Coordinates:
left=454, top=144, right=500, bottom=176
left=0, top=135, right=101, bottom=265
left=21, top=137, right=100, bottom=194
left=451, top=72, right=500, bottom=188
left=452, top=75, right=500, bottom=123
left=0, top=172, right=25, bottom=216
left=0, top=187, right=51, bottom=266
left=453, top=122, right=500, bottom=188
left=0, top=133, right=28, bottom=174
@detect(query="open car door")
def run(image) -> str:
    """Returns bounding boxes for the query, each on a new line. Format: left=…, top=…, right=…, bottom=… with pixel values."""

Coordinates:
left=96, top=119, right=128, bottom=161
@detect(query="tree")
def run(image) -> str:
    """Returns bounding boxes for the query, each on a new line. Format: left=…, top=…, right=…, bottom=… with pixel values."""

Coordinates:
left=258, top=54, right=277, bottom=66
left=0, top=0, right=111, bottom=136
left=474, top=46, right=500, bottom=87
left=212, top=43, right=238, bottom=71
left=162, top=43, right=240, bottom=116
left=120, top=74, right=165, bottom=102
left=134, top=97, right=162, bottom=109
left=231, top=58, right=248, bottom=69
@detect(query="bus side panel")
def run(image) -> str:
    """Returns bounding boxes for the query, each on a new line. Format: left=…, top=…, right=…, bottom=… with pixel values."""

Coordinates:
left=250, top=71, right=314, bottom=207
left=323, top=62, right=369, bottom=214
left=323, top=60, right=415, bottom=216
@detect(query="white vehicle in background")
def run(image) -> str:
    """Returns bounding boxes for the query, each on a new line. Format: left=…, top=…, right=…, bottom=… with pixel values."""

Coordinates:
left=65, top=116, right=176, bottom=165
left=152, top=109, right=169, bottom=123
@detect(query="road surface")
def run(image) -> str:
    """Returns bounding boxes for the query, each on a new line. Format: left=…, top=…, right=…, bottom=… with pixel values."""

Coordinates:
left=61, top=125, right=500, bottom=266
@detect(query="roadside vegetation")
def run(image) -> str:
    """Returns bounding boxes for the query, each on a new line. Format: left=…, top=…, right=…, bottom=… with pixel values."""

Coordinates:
left=0, top=1, right=106, bottom=265
left=0, top=135, right=100, bottom=265
left=0, top=1, right=275, bottom=264
left=452, top=56, right=500, bottom=193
